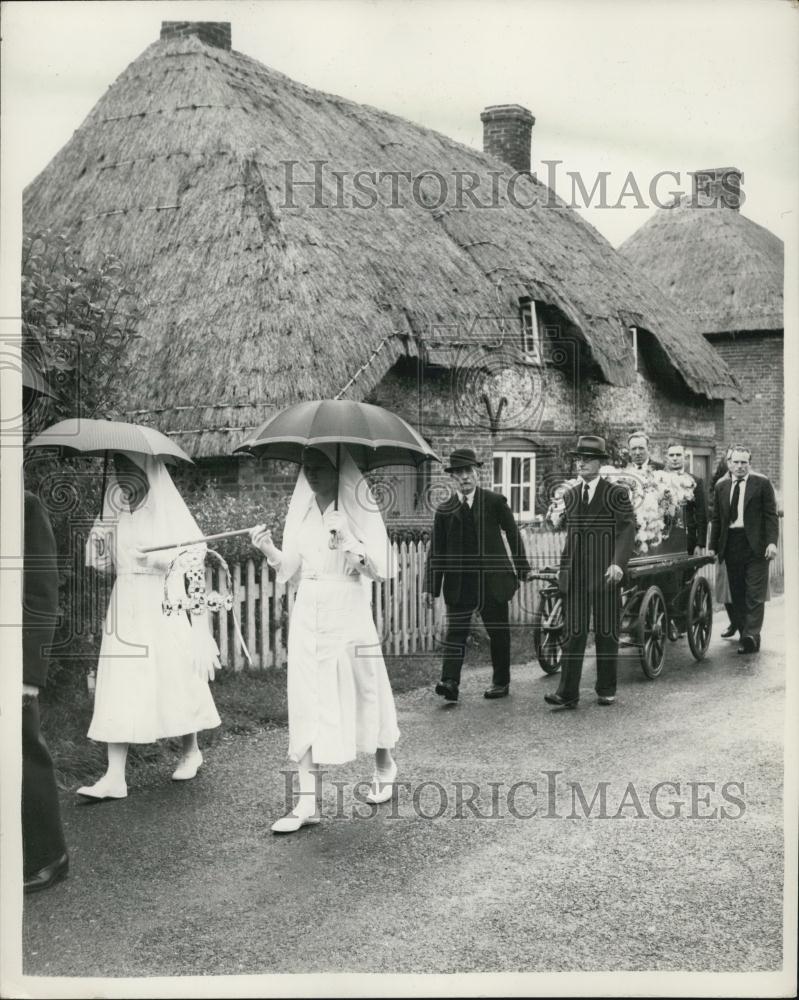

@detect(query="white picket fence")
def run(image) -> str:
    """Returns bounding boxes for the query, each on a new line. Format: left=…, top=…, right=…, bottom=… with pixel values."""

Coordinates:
left=209, top=516, right=784, bottom=670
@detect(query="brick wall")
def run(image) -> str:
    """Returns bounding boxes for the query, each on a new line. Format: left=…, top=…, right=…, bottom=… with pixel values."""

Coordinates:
left=173, top=352, right=729, bottom=527
left=160, top=21, right=231, bottom=50
left=705, top=331, right=783, bottom=490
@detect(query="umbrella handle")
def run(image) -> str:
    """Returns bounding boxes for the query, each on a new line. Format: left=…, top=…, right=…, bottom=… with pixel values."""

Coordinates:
left=329, top=442, right=341, bottom=549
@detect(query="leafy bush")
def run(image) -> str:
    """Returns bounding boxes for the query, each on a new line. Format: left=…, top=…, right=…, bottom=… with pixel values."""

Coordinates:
left=184, top=481, right=290, bottom=564
left=22, top=230, right=147, bottom=686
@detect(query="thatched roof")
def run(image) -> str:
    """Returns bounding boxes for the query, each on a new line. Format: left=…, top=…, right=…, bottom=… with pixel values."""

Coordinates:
left=23, top=25, right=740, bottom=457
left=620, top=186, right=784, bottom=337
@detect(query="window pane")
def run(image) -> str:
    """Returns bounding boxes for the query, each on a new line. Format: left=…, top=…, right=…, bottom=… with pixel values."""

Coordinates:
left=511, top=485, right=521, bottom=512
left=511, top=457, right=522, bottom=485
left=522, top=487, right=530, bottom=512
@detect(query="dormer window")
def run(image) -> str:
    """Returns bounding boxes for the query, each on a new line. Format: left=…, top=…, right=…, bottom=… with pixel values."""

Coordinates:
left=520, top=300, right=542, bottom=363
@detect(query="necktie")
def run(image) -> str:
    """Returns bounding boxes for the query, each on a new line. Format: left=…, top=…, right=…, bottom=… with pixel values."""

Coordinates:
left=729, top=480, right=741, bottom=523
left=581, top=483, right=590, bottom=509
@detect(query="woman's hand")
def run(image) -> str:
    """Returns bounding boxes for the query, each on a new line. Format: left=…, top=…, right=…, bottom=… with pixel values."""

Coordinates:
left=250, top=524, right=279, bottom=561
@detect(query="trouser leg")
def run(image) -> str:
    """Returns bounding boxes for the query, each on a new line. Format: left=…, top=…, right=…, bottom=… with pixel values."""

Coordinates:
left=558, top=587, right=590, bottom=702
left=480, top=597, right=511, bottom=686
left=22, top=695, right=66, bottom=877
left=744, top=556, right=769, bottom=638
left=724, top=536, right=749, bottom=634
left=440, top=606, right=473, bottom=685
left=594, top=582, right=621, bottom=697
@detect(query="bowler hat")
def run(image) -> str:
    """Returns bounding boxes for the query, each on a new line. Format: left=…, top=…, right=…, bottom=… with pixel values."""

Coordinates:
left=569, top=435, right=608, bottom=459
left=445, top=448, right=483, bottom=473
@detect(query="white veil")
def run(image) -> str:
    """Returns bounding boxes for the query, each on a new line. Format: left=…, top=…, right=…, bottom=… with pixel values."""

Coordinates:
left=85, top=451, right=220, bottom=677
left=277, top=443, right=395, bottom=587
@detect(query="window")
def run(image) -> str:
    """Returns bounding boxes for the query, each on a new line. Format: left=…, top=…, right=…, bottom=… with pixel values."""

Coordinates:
left=627, top=326, right=639, bottom=371
left=493, top=450, right=536, bottom=522
left=520, top=300, right=542, bottom=363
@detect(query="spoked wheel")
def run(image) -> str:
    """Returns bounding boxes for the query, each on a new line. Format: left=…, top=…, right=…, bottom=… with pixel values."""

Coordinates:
left=533, top=590, right=564, bottom=674
left=637, top=585, right=667, bottom=679
left=686, top=575, right=713, bottom=660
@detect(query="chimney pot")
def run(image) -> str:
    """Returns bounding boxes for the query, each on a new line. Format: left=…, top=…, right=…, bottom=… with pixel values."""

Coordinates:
left=480, top=104, right=535, bottom=173
left=160, top=21, right=232, bottom=51
left=692, top=167, right=743, bottom=210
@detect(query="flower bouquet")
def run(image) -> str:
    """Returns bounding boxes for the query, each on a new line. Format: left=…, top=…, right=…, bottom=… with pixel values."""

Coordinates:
left=546, top=467, right=696, bottom=554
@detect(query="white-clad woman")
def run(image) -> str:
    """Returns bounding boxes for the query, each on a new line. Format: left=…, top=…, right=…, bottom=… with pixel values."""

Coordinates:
left=78, top=451, right=221, bottom=800
left=250, top=444, right=400, bottom=833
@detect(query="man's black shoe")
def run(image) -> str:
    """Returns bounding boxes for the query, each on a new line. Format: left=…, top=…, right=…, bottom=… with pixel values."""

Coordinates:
left=435, top=680, right=459, bottom=702
left=720, top=625, right=738, bottom=639
left=544, top=693, right=578, bottom=709
left=737, top=634, right=757, bottom=654
left=484, top=684, right=509, bottom=699
left=24, top=853, right=69, bottom=894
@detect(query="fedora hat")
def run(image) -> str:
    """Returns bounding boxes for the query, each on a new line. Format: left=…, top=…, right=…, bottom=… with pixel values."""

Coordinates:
left=445, top=448, right=483, bottom=473
left=569, top=435, right=608, bottom=459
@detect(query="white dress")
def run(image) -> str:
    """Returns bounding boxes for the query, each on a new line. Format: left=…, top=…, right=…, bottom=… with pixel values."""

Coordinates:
left=285, top=503, right=400, bottom=765
left=87, top=497, right=221, bottom=744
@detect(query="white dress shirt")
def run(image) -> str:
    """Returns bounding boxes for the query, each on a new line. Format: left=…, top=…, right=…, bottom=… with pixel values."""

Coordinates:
left=457, top=490, right=476, bottom=508
left=729, top=474, right=748, bottom=529
left=578, top=475, right=601, bottom=505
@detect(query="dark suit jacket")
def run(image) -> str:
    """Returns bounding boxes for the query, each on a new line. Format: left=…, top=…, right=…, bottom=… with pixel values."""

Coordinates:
left=710, top=473, right=779, bottom=562
left=684, top=475, right=708, bottom=553
left=23, top=491, right=60, bottom=687
left=558, top=477, right=636, bottom=595
left=424, top=487, right=531, bottom=606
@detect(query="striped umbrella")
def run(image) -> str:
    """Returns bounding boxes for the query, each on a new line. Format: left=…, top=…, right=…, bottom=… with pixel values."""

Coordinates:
left=234, top=399, right=439, bottom=470
left=27, top=418, right=193, bottom=464
left=27, top=419, right=193, bottom=519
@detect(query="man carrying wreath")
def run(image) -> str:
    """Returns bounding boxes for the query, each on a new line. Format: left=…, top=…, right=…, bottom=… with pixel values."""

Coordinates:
left=545, top=435, right=636, bottom=710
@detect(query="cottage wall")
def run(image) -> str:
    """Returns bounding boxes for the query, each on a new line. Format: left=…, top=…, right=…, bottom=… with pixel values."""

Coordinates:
left=704, top=331, right=783, bottom=492
left=173, top=353, right=726, bottom=535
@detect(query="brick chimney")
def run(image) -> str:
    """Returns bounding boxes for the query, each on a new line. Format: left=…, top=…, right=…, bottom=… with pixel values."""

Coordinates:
left=480, top=104, right=535, bottom=173
left=692, top=167, right=743, bottom=210
left=160, top=21, right=232, bottom=51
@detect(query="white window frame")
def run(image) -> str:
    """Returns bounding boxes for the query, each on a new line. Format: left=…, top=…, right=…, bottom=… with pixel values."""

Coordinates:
left=520, top=301, right=543, bottom=363
left=683, top=446, right=712, bottom=476
left=628, top=326, right=639, bottom=371
left=492, top=450, right=536, bottom=522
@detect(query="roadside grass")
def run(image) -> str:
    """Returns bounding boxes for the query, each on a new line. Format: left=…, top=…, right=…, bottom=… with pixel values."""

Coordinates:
left=40, top=626, right=537, bottom=791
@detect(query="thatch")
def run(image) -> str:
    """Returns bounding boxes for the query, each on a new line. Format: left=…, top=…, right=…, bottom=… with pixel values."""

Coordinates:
left=620, top=196, right=784, bottom=337
left=24, top=28, right=741, bottom=457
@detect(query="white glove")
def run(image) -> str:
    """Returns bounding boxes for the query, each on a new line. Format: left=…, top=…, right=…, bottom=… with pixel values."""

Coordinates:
left=250, top=524, right=280, bottom=562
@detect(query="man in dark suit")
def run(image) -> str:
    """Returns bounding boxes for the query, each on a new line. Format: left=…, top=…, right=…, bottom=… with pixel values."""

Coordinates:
left=22, top=489, right=69, bottom=892
left=423, top=448, right=531, bottom=702
left=545, top=435, right=636, bottom=709
left=665, top=441, right=708, bottom=554
left=626, top=431, right=664, bottom=473
left=709, top=446, right=779, bottom=654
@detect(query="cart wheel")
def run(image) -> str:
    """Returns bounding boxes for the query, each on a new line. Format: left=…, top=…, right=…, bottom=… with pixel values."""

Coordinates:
left=686, top=575, right=712, bottom=661
left=533, top=590, right=564, bottom=674
left=638, top=585, right=667, bottom=679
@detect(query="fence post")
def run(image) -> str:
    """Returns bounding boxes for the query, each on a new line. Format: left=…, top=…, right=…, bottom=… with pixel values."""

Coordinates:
left=260, top=558, right=272, bottom=669
left=232, top=561, right=244, bottom=671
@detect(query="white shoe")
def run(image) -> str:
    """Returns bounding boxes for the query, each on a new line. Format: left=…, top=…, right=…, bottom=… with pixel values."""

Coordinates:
left=366, top=760, right=398, bottom=804
left=172, top=750, right=203, bottom=781
left=77, top=777, right=127, bottom=800
left=271, top=803, right=321, bottom=834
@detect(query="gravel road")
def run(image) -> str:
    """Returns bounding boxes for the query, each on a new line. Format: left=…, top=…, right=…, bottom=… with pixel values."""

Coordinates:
left=22, top=600, right=786, bottom=978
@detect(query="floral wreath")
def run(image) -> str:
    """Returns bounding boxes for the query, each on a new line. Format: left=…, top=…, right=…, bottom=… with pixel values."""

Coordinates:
left=546, top=466, right=696, bottom=554
left=161, top=546, right=251, bottom=665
